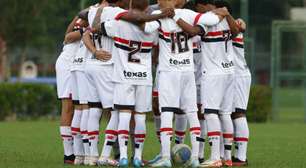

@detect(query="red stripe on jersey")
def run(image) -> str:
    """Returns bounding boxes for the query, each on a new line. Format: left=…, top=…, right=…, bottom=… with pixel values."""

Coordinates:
left=194, top=13, right=202, bottom=25
left=223, top=133, right=234, bottom=138
left=190, top=127, right=201, bottom=132
left=159, top=29, right=171, bottom=37
left=206, top=31, right=224, bottom=36
left=175, top=131, right=186, bottom=136
left=88, top=131, right=99, bottom=136
left=115, top=11, right=129, bottom=20
left=160, top=128, right=173, bottom=132
left=232, top=38, right=243, bottom=42
left=105, top=130, right=118, bottom=135
left=207, top=131, right=221, bottom=136
left=118, top=130, right=129, bottom=135
left=234, top=137, right=249, bottom=142
left=114, top=37, right=154, bottom=47
left=134, top=134, right=146, bottom=138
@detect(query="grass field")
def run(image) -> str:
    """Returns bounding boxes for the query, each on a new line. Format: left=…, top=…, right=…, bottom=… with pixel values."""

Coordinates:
left=0, top=120, right=306, bottom=168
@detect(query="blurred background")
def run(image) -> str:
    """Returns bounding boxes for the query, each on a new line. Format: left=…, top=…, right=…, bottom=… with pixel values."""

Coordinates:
left=0, top=0, right=306, bottom=124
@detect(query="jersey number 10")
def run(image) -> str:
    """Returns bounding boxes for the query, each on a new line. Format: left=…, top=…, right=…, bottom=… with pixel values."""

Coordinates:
left=170, top=32, right=189, bottom=54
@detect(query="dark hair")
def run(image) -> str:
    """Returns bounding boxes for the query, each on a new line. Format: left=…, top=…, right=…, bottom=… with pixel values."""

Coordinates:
left=131, top=0, right=149, bottom=11
left=194, top=0, right=215, bottom=5
left=106, top=0, right=119, bottom=3
left=183, top=1, right=196, bottom=11
left=78, top=9, right=89, bottom=21
left=214, top=0, right=232, bottom=14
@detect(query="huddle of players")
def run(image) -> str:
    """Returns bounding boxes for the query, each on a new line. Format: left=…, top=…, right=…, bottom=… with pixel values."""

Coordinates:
left=56, top=0, right=251, bottom=167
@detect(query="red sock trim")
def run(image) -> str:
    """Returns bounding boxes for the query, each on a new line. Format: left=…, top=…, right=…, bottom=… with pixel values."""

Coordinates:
left=160, top=128, right=173, bottom=132
left=118, top=130, right=129, bottom=135
left=105, top=130, right=118, bottom=135
left=190, top=127, right=201, bottom=132
left=234, top=137, right=249, bottom=142
left=175, top=131, right=186, bottom=136
left=135, top=134, right=146, bottom=138
left=80, top=131, right=88, bottom=135
left=223, top=133, right=234, bottom=138
left=71, top=127, right=80, bottom=132
left=88, top=131, right=99, bottom=136
left=207, top=131, right=221, bottom=136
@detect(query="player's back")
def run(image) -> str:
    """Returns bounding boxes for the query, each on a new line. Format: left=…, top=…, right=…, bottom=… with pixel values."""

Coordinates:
left=201, top=18, right=235, bottom=75
left=155, top=9, right=197, bottom=72
left=106, top=20, right=157, bottom=85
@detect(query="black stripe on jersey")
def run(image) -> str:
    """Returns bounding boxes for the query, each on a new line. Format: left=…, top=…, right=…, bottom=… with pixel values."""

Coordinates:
left=201, top=37, right=226, bottom=43
left=233, top=42, right=244, bottom=48
left=88, top=102, right=103, bottom=108
left=114, top=104, right=135, bottom=110
left=159, top=34, right=171, bottom=43
left=114, top=43, right=152, bottom=53
left=204, top=109, right=219, bottom=114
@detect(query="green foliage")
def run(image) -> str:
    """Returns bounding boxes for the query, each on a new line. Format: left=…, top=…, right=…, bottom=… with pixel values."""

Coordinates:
left=0, top=83, right=58, bottom=120
left=247, top=85, right=272, bottom=123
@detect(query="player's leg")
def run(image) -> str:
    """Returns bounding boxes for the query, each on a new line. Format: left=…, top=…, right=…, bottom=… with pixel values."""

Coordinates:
left=232, top=75, right=251, bottom=166
left=174, top=113, right=187, bottom=144
left=84, top=65, right=103, bottom=166
left=113, top=83, right=136, bottom=167
left=200, top=75, right=223, bottom=167
left=151, top=71, right=180, bottom=167
left=181, top=72, right=201, bottom=168
left=77, top=71, right=90, bottom=165
left=56, top=58, right=75, bottom=164
left=70, top=71, right=85, bottom=165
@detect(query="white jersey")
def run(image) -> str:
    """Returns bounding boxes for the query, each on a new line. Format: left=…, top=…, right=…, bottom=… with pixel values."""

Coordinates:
left=103, top=20, right=157, bottom=85
left=233, top=33, right=251, bottom=76
left=87, top=6, right=127, bottom=65
left=199, top=19, right=235, bottom=75
left=192, top=36, right=202, bottom=85
left=146, top=9, right=219, bottom=72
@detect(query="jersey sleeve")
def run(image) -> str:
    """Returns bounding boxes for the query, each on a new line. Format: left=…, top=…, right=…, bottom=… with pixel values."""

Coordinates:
left=144, top=21, right=160, bottom=34
left=196, top=12, right=220, bottom=26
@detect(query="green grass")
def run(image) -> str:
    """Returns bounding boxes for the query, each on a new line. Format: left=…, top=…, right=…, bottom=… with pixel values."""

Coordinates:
left=0, top=120, right=306, bottom=168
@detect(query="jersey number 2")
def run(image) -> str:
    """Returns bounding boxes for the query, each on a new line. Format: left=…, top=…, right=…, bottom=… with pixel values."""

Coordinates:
left=128, top=41, right=141, bottom=63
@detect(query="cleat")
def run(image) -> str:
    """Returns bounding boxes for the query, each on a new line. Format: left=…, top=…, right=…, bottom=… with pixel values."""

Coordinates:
left=232, top=157, right=248, bottom=167
left=150, top=157, right=172, bottom=167
left=84, top=156, right=90, bottom=165
left=222, top=160, right=233, bottom=167
left=88, top=156, right=99, bottom=166
left=97, top=157, right=119, bottom=166
left=199, top=158, right=205, bottom=164
left=199, top=159, right=222, bottom=168
left=64, top=155, right=75, bottom=165
left=119, top=158, right=129, bottom=167
left=74, top=155, right=84, bottom=165
left=133, top=158, right=144, bottom=168
left=185, top=157, right=200, bottom=168
left=148, top=154, right=162, bottom=165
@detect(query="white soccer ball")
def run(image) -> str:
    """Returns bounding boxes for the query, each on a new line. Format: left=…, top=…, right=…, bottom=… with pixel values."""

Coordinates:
left=171, top=144, right=192, bottom=165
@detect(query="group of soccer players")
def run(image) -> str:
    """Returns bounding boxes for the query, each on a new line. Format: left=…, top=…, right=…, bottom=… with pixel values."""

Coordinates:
left=56, top=0, right=251, bottom=167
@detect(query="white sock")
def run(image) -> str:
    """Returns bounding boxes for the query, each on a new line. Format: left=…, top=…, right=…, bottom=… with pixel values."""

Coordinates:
left=87, top=108, right=102, bottom=157
left=60, top=126, right=74, bottom=156
left=233, top=117, right=249, bottom=161
left=174, top=114, right=187, bottom=144
left=186, top=112, right=201, bottom=158
left=199, top=119, right=207, bottom=159
left=80, top=108, right=90, bottom=157
left=101, top=110, right=119, bottom=158
left=71, top=109, right=84, bottom=156
left=154, top=115, right=161, bottom=143
left=160, top=112, right=174, bottom=159
left=134, top=114, right=146, bottom=160
left=205, top=113, right=221, bottom=161
left=220, top=114, right=234, bottom=161
left=118, top=112, right=132, bottom=159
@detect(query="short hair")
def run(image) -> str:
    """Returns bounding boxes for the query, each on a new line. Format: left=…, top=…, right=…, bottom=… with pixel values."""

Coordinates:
left=78, top=9, right=89, bottom=21
left=214, top=0, right=232, bottom=14
left=183, top=1, right=196, bottom=11
left=131, top=0, right=149, bottom=11
left=194, top=0, right=215, bottom=5
left=106, top=0, right=119, bottom=3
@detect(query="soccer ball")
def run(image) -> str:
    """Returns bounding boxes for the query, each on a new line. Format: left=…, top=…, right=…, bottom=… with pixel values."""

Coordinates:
left=171, top=144, right=192, bottom=165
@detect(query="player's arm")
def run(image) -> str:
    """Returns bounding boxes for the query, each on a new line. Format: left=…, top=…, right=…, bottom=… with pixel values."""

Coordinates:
left=64, top=31, right=82, bottom=44
left=215, top=7, right=240, bottom=36
left=152, top=46, right=159, bottom=68
left=65, top=16, right=78, bottom=34
left=236, top=18, right=246, bottom=33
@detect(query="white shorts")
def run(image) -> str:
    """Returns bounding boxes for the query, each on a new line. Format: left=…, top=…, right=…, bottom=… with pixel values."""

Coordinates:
left=196, top=84, right=201, bottom=105
left=159, top=71, right=198, bottom=113
left=153, top=71, right=159, bottom=98
left=233, top=75, right=252, bottom=113
left=71, top=71, right=89, bottom=105
left=55, top=58, right=72, bottom=99
left=201, top=74, right=235, bottom=115
left=113, top=83, right=152, bottom=113
left=85, top=64, right=114, bottom=109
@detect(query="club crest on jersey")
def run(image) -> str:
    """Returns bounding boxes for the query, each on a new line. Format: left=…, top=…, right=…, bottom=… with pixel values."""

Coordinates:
left=169, top=58, right=191, bottom=66
left=221, top=61, right=234, bottom=69
left=123, top=70, right=147, bottom=80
